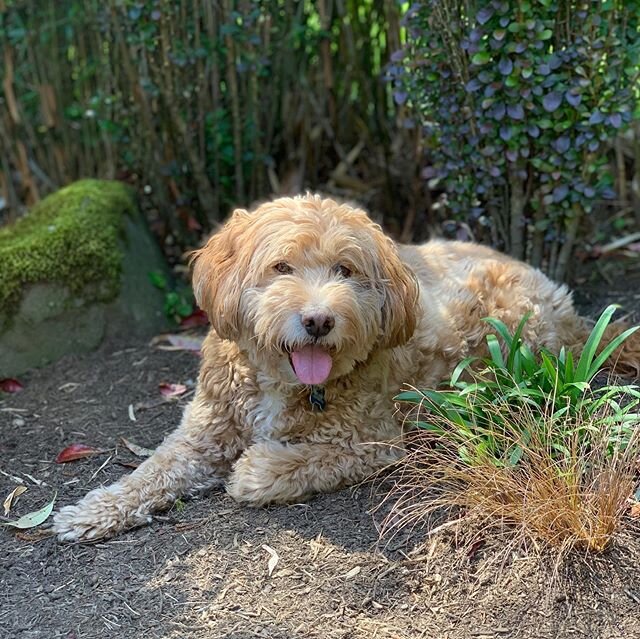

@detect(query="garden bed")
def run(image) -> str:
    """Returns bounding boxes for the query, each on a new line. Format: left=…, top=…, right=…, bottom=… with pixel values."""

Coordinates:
left=1, top=278, right=639, bottom=639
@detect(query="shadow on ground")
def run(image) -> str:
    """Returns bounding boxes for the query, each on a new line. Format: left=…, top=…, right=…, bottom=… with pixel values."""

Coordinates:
left=2, top=276, right=640, bottom=638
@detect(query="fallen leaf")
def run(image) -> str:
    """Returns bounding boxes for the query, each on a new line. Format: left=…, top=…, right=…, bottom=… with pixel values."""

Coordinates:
left=120, top=437, right=154, bottom=457
left=3, top=486, right=27, bottom=515
left=128, top=404, right=137, bottom=422
left=0, top=378, right=24, bottom=393
left=179, top=309, right=209, bottom=328
left=2, top=494, right=56, bottom=529
left=262, top=544, right=280, bottom=577
left=630, top=501, right=640, bottom=518
left=466, top=538, right=485, bottom=559
left=159, top=382, right=188, bottom=399
left=153, top=333, right=204, bottom=353
left=55, top=444, right=106, bottom=464
left=343, top=566, right=361, bottom=579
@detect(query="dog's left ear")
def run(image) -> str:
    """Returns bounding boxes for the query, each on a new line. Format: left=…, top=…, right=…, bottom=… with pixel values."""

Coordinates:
left=189, top=208, right=252, bottom=340
left=374, top=234, right=419, bottom=349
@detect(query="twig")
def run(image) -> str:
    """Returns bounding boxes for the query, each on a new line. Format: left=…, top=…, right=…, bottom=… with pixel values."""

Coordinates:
left=89, top=454, right=114, bottom=483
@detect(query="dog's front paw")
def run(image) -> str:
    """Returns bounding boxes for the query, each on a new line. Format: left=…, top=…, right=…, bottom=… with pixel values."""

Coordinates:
left=226, top=455, right=275, bottom=506
left=226, top=442, right=308, bottom=506
left=53, top=487, right=151, bottom=542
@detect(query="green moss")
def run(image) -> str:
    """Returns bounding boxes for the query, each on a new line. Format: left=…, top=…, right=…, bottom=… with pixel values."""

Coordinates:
left=0, top=179, right=136, bottom=315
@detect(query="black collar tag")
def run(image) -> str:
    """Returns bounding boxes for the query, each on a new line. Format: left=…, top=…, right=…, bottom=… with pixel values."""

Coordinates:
left=309, top=385, right=326, bottom=411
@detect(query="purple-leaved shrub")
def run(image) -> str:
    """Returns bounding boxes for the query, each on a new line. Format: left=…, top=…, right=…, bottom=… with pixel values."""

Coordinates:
left=390, top=0, right=640, bottom=280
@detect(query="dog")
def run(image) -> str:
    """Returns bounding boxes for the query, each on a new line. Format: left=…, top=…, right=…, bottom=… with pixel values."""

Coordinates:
left=53, top=194, right=640, bottom=541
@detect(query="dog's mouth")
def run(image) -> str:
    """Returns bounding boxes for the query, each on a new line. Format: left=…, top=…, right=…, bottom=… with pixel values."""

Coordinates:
left=286, top=345, right=333, bottom=386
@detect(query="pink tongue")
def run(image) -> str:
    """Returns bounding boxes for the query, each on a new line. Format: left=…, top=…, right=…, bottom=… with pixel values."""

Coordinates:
left=290, top=345, right=333, bottom=385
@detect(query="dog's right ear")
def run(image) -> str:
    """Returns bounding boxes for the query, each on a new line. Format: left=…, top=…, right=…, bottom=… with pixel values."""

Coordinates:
left=189, top=208, right=252, bottom=340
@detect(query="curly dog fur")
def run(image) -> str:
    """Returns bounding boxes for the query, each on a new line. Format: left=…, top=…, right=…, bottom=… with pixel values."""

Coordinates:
left=53, top=195, right=640, bottom=541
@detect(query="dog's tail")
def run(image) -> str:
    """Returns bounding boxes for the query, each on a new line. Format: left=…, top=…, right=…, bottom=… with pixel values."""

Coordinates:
left=568, top=316, right=640, bottom=379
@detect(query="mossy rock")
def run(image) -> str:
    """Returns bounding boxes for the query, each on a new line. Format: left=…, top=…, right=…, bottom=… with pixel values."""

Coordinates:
left=0, top=179, right=170, bottom=376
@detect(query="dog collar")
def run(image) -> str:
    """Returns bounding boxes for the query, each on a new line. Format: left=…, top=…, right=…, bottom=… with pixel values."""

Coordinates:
left=309, top=385, right=326, bottom=411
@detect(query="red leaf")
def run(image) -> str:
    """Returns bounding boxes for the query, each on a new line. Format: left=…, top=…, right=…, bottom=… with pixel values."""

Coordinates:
left=466, top=538, right=486, bottom=559
left=152, top=333, right=204, bottom=353
left=186, top=215, right=202, bottom=231
left=55, top=444, right=105, bottom=464
left=179, top=309, right=209, bottom=329
left=159, top=382, right=187, bottom=399
left=0, top=378, right=24, bottom=393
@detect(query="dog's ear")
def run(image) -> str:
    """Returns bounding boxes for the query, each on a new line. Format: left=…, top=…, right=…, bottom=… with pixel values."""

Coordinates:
left=374, top=234, right=419, bottom=349
left=189, top=208, right=252, bottom=340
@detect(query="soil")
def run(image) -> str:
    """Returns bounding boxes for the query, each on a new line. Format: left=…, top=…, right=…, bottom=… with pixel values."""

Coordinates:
left=2, top=268, right=640, bottom=639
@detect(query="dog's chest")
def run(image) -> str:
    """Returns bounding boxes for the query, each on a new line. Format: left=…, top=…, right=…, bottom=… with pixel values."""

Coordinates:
left=247, top=388, right=330, bottom=443
left=248, top=391, right=287, bottom=441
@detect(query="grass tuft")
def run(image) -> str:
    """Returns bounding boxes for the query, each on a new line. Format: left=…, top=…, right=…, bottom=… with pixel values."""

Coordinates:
left=387, top=306, right=640, bottom=557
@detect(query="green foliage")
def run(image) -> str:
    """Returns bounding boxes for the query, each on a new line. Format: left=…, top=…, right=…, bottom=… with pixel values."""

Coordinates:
left=1, top=0, right=408, bottom=246
left=0, top=180, right=135, bottom=317
left=391, top=1, right=640, bottom=279
left=396, top=305, right=640, bottom=466
left=148, top=271, right=194, bottom=324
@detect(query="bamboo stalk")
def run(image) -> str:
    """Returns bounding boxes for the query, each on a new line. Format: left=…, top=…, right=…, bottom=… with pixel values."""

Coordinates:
left=634, top=121, right=640, bottom=225
left=203, top=0, right=221, bottom=221
left=158, top=1, right=217, bottom=218
left=222, top=0, right=245, bottom=203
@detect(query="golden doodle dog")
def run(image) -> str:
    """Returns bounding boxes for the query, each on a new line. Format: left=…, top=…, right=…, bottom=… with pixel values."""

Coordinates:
left=53, top=194, right=640, bottom=541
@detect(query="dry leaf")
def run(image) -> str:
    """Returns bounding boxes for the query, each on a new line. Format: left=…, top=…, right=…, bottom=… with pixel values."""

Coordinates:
left=55, top=444, right=106, bottom=464
left=179, top=309, right=209, bottom=328
left=159, top=382, right=188, bottom=399
left=343, top=566, right=361, bottom=579
left=630, top=501, right=640, bottom=518
left=262, top=544, right=280, bottom=577
left=120, top=437, right=154, bottom=458
left=153, top=334, right=204, bottom=353
left=128, top=404, right=137, bottom=422
left=0, top=378, right=24, bottom=393
left=3, top=485, right=27, bottom=515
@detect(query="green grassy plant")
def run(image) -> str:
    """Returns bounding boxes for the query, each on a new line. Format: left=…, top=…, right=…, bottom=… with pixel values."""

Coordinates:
left=390, top=306, right=640, bottom=554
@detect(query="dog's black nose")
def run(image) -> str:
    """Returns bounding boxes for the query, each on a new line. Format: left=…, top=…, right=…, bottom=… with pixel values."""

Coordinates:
left=301, top=313, right=335, bottom=338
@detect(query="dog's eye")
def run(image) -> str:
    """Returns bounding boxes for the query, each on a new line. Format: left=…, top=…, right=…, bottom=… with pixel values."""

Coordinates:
left=274, top=262, right=293, bottom=275
left=336, top=264, right=352, bottom=278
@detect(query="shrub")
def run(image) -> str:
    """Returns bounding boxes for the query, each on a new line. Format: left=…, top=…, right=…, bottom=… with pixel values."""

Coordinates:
left=389, top=306, right=640, bottom=554
left=391, top=1, right=640, bottom=280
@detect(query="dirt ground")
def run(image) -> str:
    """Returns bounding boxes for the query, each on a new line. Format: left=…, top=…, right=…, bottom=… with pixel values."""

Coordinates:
left=2, top=267, right=640, bottom=639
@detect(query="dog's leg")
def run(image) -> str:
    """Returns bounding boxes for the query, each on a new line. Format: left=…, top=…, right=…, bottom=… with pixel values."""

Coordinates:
left=53, top=401, right=246, bottom=541
left=226, top=440, right=400, bottom=505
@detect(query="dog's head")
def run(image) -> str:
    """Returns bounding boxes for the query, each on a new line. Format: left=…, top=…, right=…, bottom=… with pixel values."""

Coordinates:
left=190, top=195, right=418, bottom=385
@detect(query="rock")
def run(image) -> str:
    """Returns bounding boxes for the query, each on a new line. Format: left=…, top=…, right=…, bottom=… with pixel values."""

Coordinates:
left=0, top=180, right=170, bottom=377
